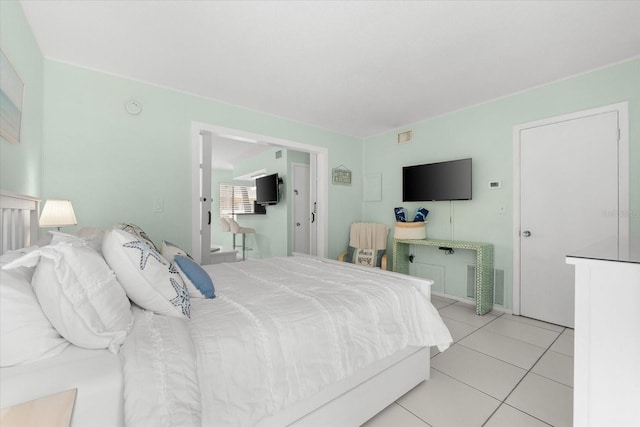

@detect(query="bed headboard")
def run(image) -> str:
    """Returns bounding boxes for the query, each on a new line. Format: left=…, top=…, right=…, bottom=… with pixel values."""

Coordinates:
left=0, top=190, right=40, bottom=255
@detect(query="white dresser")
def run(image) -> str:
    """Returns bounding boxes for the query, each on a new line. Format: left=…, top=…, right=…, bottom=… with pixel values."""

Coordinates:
left=566, top=237, right=640, bottom=427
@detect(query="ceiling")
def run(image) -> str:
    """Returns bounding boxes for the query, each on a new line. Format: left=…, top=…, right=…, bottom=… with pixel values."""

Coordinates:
left=212, top=136, right=273, bottom=171
left=20, top=1, right=640, bottom=138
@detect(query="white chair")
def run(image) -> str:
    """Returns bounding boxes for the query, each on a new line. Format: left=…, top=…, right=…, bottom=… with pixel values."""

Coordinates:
left=219, top=217, right=231, bottom=232
left=226, top=218, right=255, bottom=261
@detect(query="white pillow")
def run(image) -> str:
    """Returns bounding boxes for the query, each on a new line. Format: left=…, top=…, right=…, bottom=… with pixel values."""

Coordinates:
left=49, top=229, right=103, bottom=254
left=3, top=241, right=133, bottom=352
left=0, top=267, right=69, bottom=367
left=102, top=229, right=190, bottom=319
left=160, top=240, right=189, bottom=260
left=115, top=223, right=158, bottom=251
left=76, top=227, right=105, bottom=254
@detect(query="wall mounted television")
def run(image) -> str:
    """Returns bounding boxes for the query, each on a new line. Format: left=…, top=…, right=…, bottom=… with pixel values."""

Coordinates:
left=255, top=173, right=281, bottom=206
left=402, top=158, right=472, bottom=201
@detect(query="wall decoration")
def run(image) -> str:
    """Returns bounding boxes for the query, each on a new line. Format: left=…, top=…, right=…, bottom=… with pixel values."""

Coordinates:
left=332, top=165, right=352, bottom=186
left=363, top=173, right=382, bottom=201
left=0, top=49, right=24, bottom=144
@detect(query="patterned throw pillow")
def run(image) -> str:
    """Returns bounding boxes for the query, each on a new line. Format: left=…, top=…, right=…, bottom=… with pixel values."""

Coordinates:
left=174, top=255, right=215, bottom=299
left=115, top=223, right=158, bottom=252
left=102, top=229, right=190, bottom=319
left=346, top=245, right=386, bottom=268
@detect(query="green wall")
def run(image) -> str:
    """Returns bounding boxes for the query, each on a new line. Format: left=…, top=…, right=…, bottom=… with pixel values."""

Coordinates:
left=0, top=1, right=43, bottom=197
left=362, top=58, right=640, bottom=308
left=42, top=60, right=363, bottom=255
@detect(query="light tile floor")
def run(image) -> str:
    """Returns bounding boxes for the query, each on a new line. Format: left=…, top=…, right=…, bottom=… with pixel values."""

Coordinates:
left=364, top=296, right=574, bottom=427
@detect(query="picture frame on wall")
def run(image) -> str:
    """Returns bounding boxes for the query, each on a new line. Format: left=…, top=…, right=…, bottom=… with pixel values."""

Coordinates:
left=332, top=165, right=352, bottom=186
left=0, top=49, right=24, bottom=145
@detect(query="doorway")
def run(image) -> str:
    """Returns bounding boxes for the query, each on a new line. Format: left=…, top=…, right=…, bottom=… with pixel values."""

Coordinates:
left=292, top=163, right=311, bottom=254
left=190, top=122, right=329, bottom=263
left=513, top=102, right=629, bottom=327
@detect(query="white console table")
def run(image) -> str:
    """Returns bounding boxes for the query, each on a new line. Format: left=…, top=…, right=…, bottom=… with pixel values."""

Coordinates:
left=566, top=237, right=640, bottom=427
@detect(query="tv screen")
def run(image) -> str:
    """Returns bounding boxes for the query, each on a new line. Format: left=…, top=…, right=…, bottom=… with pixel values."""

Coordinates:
left=256, top=173, right=279, bottom=205
left=403, top=158, right=472, bottom=201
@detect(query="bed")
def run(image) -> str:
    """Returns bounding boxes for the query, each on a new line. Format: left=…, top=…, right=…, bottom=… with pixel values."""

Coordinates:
left=0, top=190, right=452, bottom=426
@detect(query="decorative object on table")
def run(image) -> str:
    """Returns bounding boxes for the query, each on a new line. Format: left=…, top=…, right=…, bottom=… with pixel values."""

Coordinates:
left=0, top=49, right=24, bottom=145
left=413, top=207, right=429, bottom=222
left=39, top=200, right=77, bottom=231
left=393, top=221, right=427, bottom=240
left=393, top=206, right=427, bottom=239
left=394, top=207, right=408, bottom=222
left=332, top=165, right=352, bottom=186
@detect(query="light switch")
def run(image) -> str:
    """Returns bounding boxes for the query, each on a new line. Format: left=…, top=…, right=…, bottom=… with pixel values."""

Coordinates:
left=153, top=199, right=164, bottom=213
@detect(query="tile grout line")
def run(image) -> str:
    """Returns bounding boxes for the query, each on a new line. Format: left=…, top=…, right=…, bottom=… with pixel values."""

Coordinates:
left=437, top=304, right=570, bottom=426
left=480, top=327, right=568, bottom=426
left=392, top=402, right=434, bottom=427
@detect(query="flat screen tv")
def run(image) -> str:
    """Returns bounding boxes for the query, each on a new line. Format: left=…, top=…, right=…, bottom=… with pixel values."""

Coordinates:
left=255, top=173, right=280, bottom=205
left=402, top=158, right=472, bottom=201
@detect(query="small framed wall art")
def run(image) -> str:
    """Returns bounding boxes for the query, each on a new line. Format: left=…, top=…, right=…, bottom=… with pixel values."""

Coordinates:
left=0, top=49, right=24, bottom=144
left=332, top=165, right=352, bottom=186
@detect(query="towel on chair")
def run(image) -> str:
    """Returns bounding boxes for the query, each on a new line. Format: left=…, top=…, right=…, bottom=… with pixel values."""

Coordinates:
left=349, top=223, right=389, bottom=250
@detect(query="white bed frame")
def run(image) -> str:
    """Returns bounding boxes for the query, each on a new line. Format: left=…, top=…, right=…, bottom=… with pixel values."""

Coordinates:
left=0, top=190, right=39, bottom=255
left=0, top=190, right=433, bottom=426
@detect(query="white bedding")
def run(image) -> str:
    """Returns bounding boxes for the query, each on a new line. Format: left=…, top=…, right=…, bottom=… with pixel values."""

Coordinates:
left=121, top=256, right=452, bottom=427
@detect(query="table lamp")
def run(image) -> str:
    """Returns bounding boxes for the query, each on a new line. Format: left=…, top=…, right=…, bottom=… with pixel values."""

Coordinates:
left=39, top=199, right=77, bottom=231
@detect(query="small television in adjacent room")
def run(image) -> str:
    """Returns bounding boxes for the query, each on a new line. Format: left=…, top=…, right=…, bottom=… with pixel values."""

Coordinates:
left=255, top=173, right=280, bottom=205
left=402, top=158, right=472, bottom=201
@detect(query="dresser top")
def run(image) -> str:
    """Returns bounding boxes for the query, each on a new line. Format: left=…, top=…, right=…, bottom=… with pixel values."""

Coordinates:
left=567, top=236, right=640, bottom=264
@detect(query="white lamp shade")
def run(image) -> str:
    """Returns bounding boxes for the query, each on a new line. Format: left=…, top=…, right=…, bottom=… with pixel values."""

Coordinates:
left=39, top=199, right=78, bottom=228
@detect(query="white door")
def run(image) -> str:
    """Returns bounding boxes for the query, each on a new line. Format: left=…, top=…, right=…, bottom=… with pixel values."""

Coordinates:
left=309, top=155, right=318, bottom=256
left=519, top=111, right=620, bottom=327
left=199, top=132, right=212, bottom=265
left=292, top=163, right=310, bottom=254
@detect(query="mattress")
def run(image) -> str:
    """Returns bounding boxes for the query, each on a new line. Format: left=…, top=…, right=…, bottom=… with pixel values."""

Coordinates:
left=0, top=344, right=124, bottom=427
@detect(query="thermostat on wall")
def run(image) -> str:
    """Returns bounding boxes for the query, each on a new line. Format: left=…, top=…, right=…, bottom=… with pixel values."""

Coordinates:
left=489, top=181, right=502, bottom=189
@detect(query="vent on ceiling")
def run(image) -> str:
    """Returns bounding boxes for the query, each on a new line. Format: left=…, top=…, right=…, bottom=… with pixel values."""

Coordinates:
left=275, top=150, right=282, bottom=159
left=397, top=130, right=413, bottom=144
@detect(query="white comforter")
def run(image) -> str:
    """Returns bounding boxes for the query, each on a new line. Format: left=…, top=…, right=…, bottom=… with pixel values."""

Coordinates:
left=120, top=256, right=452, bottom=427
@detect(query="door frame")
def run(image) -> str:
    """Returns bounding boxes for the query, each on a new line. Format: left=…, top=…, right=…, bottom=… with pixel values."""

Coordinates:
left=190, top=121, right=329, bottom=263
left=512, top=102, right=629, bottom=315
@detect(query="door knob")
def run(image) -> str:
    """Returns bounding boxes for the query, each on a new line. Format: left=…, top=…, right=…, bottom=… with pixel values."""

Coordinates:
left=296, top=222, right=301, bottom=226
left=522, top=230, right=531, bottom=237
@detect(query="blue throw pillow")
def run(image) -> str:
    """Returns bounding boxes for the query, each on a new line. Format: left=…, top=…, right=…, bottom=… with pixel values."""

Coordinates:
left=174, top=255, right=215, bottom=299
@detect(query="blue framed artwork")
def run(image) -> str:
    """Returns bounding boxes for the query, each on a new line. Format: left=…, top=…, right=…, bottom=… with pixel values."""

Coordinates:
left=0, top=49, right=24, bottom=144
